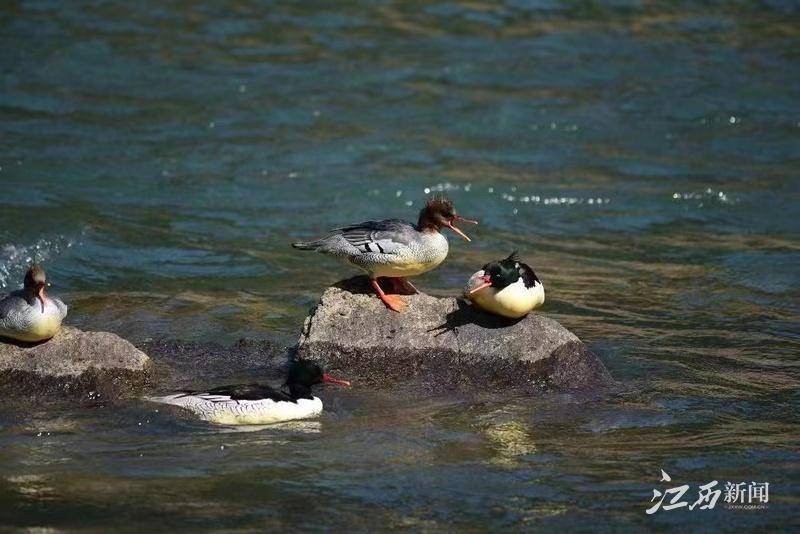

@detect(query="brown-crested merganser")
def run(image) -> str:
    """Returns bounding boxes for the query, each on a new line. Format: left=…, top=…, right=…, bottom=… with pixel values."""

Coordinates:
left=0, top=265, right=68, bottom=342
left=464, top=252, right=544, bottom=319
left=292, top=197, right=477, bottom=312
left=148, top=360, right=351, bottom=426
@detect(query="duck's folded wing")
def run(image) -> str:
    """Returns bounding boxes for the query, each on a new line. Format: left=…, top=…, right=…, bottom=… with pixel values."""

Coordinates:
left=202, top=383, right=292, bottom=402
left=332, top=219, right=416, bottom=255
left=0, top=292, right=26, bottom=322
left=295, top=219, right=416, bottom=256
left=517, top=263, right=541, bottom=287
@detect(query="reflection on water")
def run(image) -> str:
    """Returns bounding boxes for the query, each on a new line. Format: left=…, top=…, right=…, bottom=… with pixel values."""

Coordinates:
left=481, top=417, right=539, bottom=468
left=1, top=0, right=799, bottom=529
left=214, top=420, right=322, bottom=435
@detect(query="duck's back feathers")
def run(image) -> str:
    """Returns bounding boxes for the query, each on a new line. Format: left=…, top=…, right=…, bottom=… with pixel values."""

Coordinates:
left=517, top=262, right=541, bottom=288
left=200, top=383, right=292, bottom=402
left=500, top=251, right=540, bottom=288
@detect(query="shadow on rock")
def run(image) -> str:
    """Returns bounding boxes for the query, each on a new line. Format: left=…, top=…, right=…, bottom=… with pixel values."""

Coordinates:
left=0, top=335, right=50, bottom=349
left=429, top=298, right=524, bottom=336
left=333, top=275, right=418, bottom=296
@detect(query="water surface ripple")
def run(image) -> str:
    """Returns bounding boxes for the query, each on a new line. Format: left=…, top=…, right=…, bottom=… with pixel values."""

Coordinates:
left=1, top=1, right=798, bottom=530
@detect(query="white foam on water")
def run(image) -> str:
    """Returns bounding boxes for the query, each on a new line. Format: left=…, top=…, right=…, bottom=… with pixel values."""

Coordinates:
left=670, top=187, right=738, bottom=205
left=0, top=235, right=77, bottom=289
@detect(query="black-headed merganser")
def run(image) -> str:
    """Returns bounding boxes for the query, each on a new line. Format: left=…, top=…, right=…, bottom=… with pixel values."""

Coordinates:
left=464, top=252, right=544, bottom=319
left=0, top=265, right=68, bottom=342
left=292, top=196, right=477, bottom=312
left=148, top=360, right=351, bottom=426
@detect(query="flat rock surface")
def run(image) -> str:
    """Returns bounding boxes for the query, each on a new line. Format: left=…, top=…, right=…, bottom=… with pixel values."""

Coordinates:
left=296, top=277, right=613, bottom=392
left=0, top=326, right=153, bottom=399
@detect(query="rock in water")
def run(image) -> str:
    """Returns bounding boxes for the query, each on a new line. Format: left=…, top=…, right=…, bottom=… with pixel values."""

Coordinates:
left=0, top=326, right=153, bottom=399
left=296, top=277, right=612, bottom=391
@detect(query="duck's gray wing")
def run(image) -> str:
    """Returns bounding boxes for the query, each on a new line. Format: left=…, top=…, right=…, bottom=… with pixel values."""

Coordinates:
left=0, top=291, right=29, bottom=329
left=0, top=291, right=25, bottom=318
left=293, top=219, right=417, bottom=256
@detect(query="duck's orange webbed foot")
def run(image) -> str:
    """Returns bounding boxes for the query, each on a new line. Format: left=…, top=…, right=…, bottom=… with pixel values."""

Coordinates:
left=371, top=279, right=407, bottom=312
left=381, top=293, right=407, bottom=312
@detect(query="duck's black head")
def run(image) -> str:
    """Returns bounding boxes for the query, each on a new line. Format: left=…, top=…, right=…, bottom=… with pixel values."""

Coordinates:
left=285, top=360, right=350, bottom=400
left=471, top=251, right=540, bottom=292
left=417, top=196, right=478, bottom=241
left=23, top=265, right=47, bottom=312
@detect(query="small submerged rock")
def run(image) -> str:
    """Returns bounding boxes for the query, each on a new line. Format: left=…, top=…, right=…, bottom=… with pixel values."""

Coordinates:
left=0, top=326, right=153, bottom=399
left=296, top=277, right=612, bottom=392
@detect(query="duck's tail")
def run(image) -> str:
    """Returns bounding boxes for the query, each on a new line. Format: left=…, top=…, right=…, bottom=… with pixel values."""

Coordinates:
left=291, top=240, right=318, bottom=250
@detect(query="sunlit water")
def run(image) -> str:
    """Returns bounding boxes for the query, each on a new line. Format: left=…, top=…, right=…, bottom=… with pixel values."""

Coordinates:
left=1, top=1, right=799, bottom=530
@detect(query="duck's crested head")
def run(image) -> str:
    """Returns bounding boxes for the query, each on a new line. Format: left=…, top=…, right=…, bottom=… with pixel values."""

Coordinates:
left=417, top=195, right=478, bottom=241
left=482, top=253, right=522, bottom=290
left=24, top=265, right=47, bottom=291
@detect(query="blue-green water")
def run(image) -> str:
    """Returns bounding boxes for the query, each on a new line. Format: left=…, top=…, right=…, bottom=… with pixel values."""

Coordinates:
left=1, top=0, right=799, bottom=530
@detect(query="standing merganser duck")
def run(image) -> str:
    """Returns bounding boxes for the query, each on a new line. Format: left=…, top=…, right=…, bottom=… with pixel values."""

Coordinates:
left=148, top=360, right=351, bottom=426
left=292, top=197, right=477, bottom=312
left=0, top=265, right=68, bottom=342
left=464, top=252, right=544, bottom=319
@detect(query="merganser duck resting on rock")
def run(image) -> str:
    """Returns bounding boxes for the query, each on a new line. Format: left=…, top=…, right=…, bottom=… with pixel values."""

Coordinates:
left=148, top=360, right=351, bottom=426
left=0, top=265, right=68, bottom=342
left=465, top=252, right=544, bottom=319
left=292, top=197, right=477, bottom=312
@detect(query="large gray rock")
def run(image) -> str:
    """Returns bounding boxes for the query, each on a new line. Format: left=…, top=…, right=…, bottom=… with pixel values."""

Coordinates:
left=296, top=277, right=612, bottom=392
left=0, top=326, right=153, bottom=399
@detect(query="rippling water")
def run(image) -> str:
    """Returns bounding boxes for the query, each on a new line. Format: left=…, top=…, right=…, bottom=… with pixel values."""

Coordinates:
left=1, top=0, right=799, bottom=530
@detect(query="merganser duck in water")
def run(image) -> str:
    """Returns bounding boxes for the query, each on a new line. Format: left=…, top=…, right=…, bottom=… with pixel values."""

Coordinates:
left=0, top=265, right=68, bottom=342
left=148, top=360, right=351, bottom=426
left=464, top=252, right=544, bottom=319
left=292, top=197, right=477, bottom=312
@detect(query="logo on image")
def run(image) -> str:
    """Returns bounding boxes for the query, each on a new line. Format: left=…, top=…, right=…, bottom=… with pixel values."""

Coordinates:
left=646, top=470, right=769, bottom=514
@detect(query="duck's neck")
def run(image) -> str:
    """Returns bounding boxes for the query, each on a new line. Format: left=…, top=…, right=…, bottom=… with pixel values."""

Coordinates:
left=288, top=383, right=313, bottom=400
left=416, top=208, right=440, bottom=233
left=23, top=286, right=44, bottom=306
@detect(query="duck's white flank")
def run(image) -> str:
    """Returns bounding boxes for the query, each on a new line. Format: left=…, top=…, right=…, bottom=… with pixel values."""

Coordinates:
left=148, top=393, right=324, bottom=426
left=363, top=231, right=449, bottom=278
left=466, top=270, right=545, bottom=319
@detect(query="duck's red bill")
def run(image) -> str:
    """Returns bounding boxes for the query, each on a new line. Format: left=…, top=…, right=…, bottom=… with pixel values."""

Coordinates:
left=469, top=275, right=493, bottom=294
left=447, top=215, right=478, bottom=242
left=36, top=284, right=46, bottom=313
left=323, top=374, right=351, bottom=387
